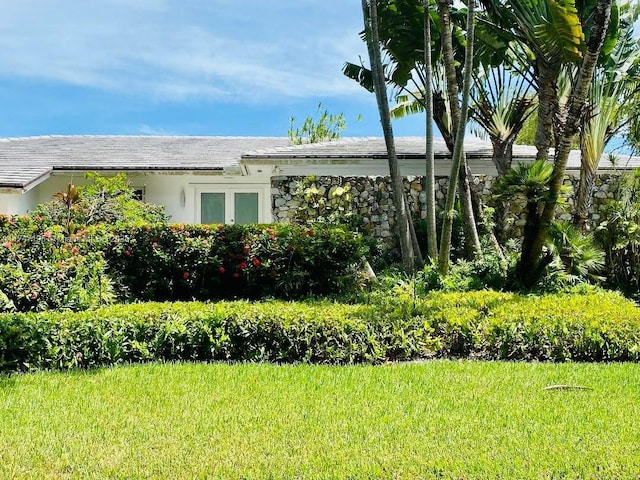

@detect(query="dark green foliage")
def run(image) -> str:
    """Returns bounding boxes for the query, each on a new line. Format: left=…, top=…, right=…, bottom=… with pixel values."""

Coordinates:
left=1, top=218, right=368, bottom=310
left=2, top=290, right=639, bottom=374
left=103, top=223, right=369, bottom=301
left=596, top=169, right=640, bottom=299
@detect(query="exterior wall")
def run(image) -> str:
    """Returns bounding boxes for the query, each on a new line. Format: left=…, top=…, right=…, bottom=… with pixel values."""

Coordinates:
left=0, top=172, right=274, bottom=224
left=271, top=174, right=619, bottom=241
left=0, top=188, right=39, bottom=216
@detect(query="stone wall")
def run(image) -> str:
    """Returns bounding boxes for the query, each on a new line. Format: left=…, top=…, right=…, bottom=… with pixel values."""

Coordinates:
left=271, top=174, right=619, bottom=242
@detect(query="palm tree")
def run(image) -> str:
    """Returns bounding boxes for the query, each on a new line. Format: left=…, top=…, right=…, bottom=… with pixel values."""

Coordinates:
left=361, top=0, right=420, bottom=272
left=522, top=0, right=615, bottom=285
left=345, top=0, right=483, bottom=265
left=470, top=64, right=537, bottom=239
left=423, top=0, right=438, bottom=261
left=438, top=0, right=481, bottom=274
left=575, top=5, right=640, bottom=230
left=479, top=0, right=617, bottom=286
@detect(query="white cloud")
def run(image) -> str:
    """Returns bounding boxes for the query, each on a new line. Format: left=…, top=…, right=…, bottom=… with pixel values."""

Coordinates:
left=138, top=124, right=175, bottom=135
left=0, top=0, right=369, bottom=103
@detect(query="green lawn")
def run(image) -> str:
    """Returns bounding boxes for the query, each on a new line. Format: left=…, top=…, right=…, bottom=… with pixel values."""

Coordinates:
left=1, top=361, right=639, bottom=479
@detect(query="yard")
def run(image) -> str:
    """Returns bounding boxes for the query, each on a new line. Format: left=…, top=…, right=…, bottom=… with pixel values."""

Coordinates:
left=2, top=361, right=639, bottom=479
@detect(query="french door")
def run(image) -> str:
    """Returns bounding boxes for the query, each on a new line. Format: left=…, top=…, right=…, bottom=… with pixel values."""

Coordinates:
left=198, top=190, right=260, bottom=225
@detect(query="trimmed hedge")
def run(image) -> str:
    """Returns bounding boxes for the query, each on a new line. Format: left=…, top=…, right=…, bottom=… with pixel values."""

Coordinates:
left=103, top=223, right=368, bottom=301
left=0, top=221, right=369, bottom=312
left=1, top=290, right=639, bottom=373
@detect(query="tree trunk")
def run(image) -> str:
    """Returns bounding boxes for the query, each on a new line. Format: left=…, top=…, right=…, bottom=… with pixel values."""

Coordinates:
left=438, top=0, right=478, bottom=274
left=362, top=0, right=419, bottom=273
left=424, top=1, right=438, bottom=261
left=534, top=62, right=559, bottom=163
left=519, top=0, right=613, bottom=286
left=574, top=164, right=596, bottom=232
left=492, top=140, right=513, bottom=241
left=458, top=158, right=482, bottom=259
left=432, top=91, right=454, bottom=150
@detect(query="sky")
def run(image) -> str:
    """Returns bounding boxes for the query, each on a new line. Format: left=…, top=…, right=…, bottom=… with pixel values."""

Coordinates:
left=0, top=0, right=426, bottom=139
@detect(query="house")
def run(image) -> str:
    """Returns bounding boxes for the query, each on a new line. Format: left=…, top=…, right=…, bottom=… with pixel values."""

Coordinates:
left=0, top=135, right=638, bottom=234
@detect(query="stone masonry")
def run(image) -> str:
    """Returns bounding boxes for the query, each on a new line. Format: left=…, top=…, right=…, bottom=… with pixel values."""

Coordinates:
left=271, top=174, right=620, bottom=242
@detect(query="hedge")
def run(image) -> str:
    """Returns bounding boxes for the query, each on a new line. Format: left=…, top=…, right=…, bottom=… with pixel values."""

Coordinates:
left=103, top=223, right=369, bottom=301
left=1, top=290, right=639, bottom=373
left=0, top=221, right=369, bottom=312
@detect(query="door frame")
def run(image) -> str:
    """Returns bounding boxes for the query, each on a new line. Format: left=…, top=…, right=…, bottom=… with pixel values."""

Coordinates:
left=194, top=185, right=270, bottom=224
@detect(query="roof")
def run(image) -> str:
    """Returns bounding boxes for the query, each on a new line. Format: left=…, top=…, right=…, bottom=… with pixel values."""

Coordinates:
left=1, top=135, right=638, bottom=191
left=243, top=136, right=640, bottom=171
left=244, top=136, right=500, bottom=159
left=0, top=135, right=290, bottom=190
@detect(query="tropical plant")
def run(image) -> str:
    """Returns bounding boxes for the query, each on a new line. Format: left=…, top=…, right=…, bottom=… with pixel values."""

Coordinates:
left=479, top=0, right=618, bottom=285
left=548, top=221, right=605, bottom=281
left=575, top=3, right=640, bottom=230
left=288, top=103, right=360, bottom=145
left=595, top=168, right=640, bottom=297
left=438, top=0, right=481, bottom=275
left=360, top=0, right=421, bottom=272
left=470, top=66, right=537, bottom=240
left=31, top=173, right=168, bottom=230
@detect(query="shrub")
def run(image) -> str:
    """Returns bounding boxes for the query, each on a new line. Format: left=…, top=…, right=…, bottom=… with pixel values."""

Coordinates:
left=595, top=170, right=640, bottom=299
left=30, top=173, right=167, bottom=232
left=1, top=216, right=368, bottom=309
left=103, top=223, right=369, bottom=301
left=0, top=216, right=113, bottom=312
left=1, top=291, right=638, bottom=374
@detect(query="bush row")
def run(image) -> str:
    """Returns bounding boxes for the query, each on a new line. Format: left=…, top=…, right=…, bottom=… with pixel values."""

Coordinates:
left=103, top=223, right=368, bottom=301
left=1, top=291, right=638, bottom=373
left=0, top=219, right=369, bottom=311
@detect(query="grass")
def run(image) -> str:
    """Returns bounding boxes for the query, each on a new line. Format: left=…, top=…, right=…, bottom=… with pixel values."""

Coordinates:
left=1, top=361, right=639, bottom=479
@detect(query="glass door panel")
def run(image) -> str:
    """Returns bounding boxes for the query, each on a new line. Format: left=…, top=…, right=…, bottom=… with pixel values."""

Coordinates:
left=201, top=192, right=225, bottom=224
left=234, top=192, right=259, bottom=224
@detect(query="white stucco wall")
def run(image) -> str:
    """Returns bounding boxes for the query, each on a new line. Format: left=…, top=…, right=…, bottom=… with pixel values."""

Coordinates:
left=0, top=171, right=274, bottom=224
left=0, top=188, right=39, bottom=216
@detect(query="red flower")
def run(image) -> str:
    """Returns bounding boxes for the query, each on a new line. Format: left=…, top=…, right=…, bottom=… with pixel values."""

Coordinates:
left=183, top=272, right=190, bottom=279
left=71, top=247, right=80, bottom=255
left=2, top=241, right=12, bottom=249
left=218, top=266, right=225, bottom=274
left=43, top=231, right=52, bottom=239
left=124, top=250, right=132, bottom=257
left=232, top=272, right=240, bottom=279
left=252, top=258, right=261, bottom=267
left=238, top=262, right=247, bottom=270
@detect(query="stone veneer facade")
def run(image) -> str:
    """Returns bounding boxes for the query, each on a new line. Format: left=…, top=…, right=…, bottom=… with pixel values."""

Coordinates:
left=271, top=174, right=619, bottom=242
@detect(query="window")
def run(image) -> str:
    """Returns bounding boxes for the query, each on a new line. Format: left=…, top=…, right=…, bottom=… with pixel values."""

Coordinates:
left=197, top=189, right=261, bottom=224
left=132, top=187, right=146, bottom=202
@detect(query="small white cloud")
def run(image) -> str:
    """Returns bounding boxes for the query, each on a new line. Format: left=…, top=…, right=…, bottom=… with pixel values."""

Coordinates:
left=138, top=124, right=174, bottom=135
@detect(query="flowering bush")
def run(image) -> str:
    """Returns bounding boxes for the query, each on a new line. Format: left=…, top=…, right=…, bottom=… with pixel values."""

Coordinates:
left=0, top=216, right=113, bottom=312
left=104, top=223, right=369, bottom=301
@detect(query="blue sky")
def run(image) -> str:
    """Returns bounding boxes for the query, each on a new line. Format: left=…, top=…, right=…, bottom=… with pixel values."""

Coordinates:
left=0, top=0, right=426, bottom=138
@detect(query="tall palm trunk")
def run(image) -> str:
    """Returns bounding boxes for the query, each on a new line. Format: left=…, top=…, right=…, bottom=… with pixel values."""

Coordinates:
left=362, top=0, right=421, bottom=272
left=438, top=0, right=479, bottom=274
left=493, top=140, right=513, bottom=240
left=424, top=1, right=438, bottom=261
left=534, top=62, right=560, bottom=162
left=519, top=0, right=613, bottom=285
